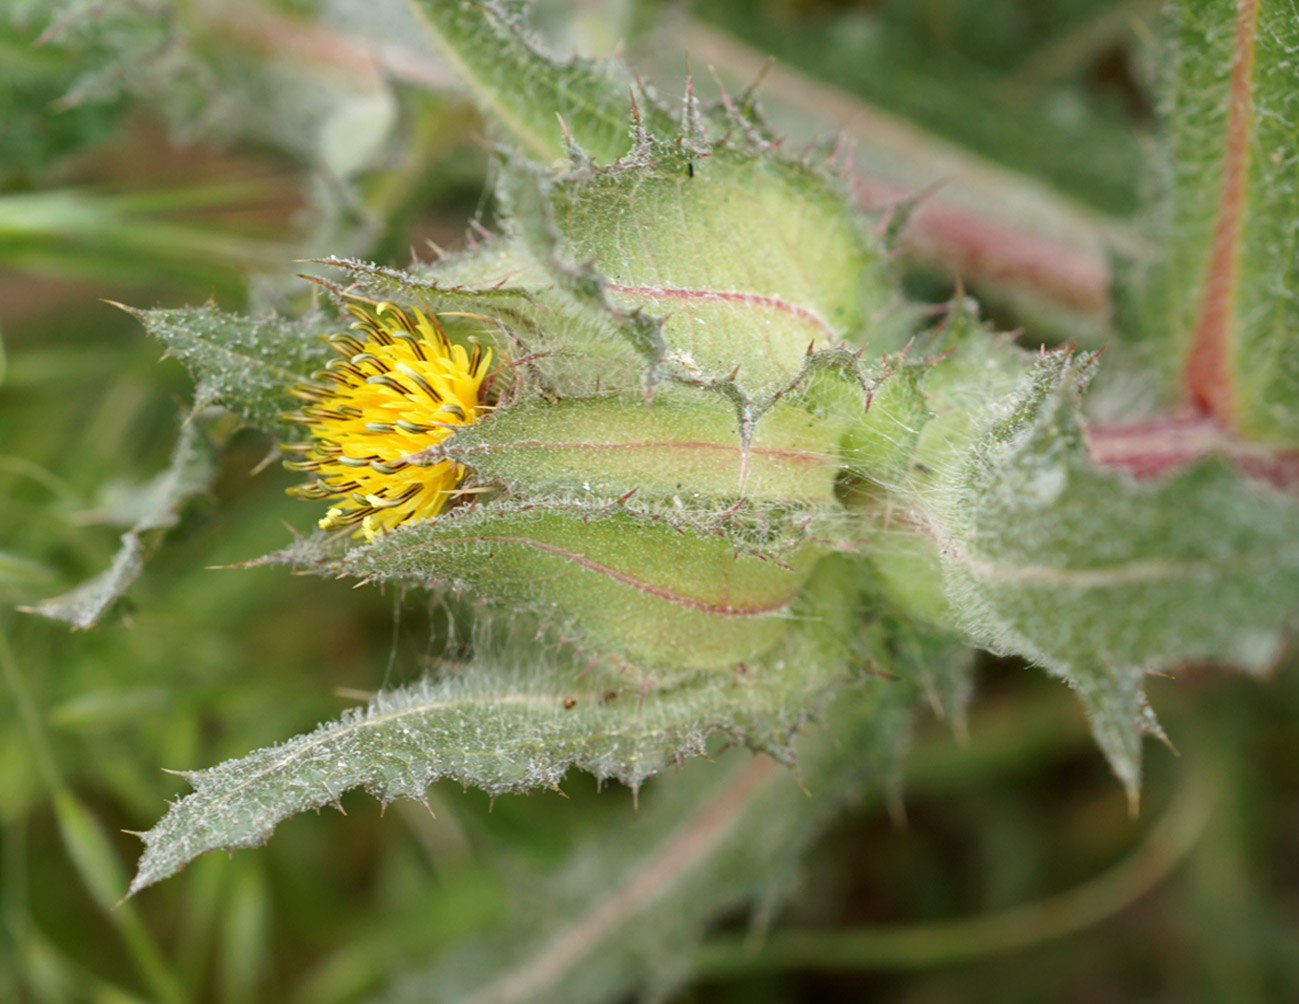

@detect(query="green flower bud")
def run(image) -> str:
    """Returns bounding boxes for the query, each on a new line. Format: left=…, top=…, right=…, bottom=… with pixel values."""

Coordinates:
left=283, top=300, right=854, bottom=670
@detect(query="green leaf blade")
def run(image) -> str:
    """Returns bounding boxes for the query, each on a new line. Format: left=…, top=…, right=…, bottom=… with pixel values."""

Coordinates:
left=914, top=350, right=1299, bottom=790
left=441, top=392, right=845, bottom=502
left=409, top=0, right=672, bottom=164
left=315, top=245, right=649, bottom=396
left=364, top=668, right=925, bottom=1004
left=126, top=563, right=866, bottom=897
left=134, top=305, right=339, bottom=431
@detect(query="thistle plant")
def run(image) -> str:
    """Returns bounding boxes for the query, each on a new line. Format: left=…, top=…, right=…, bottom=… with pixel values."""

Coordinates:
left=19, top=0, right=1299, bottom=999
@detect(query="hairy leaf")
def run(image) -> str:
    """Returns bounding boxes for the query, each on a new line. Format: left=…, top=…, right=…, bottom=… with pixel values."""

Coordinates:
left=1142, top=0, right=1299, bottom=443
left=656, top=14, right=1146, bottom=347
left=410, top=0, right=674, bottom=164
left=538, top=140, right=892, bottom=396
left=130, top=304, right=338, bottom=431
left=439, top=390, right=845, bottom=502
left=283, top=502, right=831, bottom=671
left=311, top=252, right=542, bottom=323
left=834, top=358, right=933, bottom=486
left=128, top=555, right=867, bottom=895
left=315, top=244, right=649, bottom=397
left=367, top=671, right=923, bottom=1004
left=919, top=351, right=1299, bottom=792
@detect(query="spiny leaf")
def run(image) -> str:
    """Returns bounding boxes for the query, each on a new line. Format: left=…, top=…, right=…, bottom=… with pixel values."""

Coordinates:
left=919, top=350, right=1299, bottom=792
left=365, top=672, right=921, bottom=1004
left=1141, top=0, right=1299, bottom=444
left=495, top=158, right=667, bottom=387
left=437, top=389, right=845, bottom=503
left=310, top=252, right=543, bottom=325
left=409, top=0, right=674, bottom=165
left=834, top=356, right=933, bottom=486
left=131, top=304, right=339, bottom=431
left=315, top=243, right=649, bottom=398
left=534, top=139, right=894, bottom=397
left=280, top=502, right=833, bottom=672
left=127, top=556, right=867, bottom=896
left=23, top=409, right=231, bottom=629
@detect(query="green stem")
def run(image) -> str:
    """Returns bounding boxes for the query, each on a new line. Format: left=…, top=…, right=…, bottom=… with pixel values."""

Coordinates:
left=693, top=770, right=1211, bottom=975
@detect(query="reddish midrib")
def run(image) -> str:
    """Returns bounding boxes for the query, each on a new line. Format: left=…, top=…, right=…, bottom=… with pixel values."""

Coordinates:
left=447, top=438, right=827, bottom=468
left=1184, top=0, right=1259, bottom=424
left=1087, top=415, right=1299, bottom=488
left=389, top=535, right=798, bottom=616
left=605, top=282, right=835, bottom=338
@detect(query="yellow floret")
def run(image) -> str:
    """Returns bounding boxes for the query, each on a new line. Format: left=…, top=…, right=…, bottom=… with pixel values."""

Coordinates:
left=283, top=301, right=492, bottom=539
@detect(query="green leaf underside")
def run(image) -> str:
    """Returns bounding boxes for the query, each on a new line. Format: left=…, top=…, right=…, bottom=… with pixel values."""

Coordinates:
left=1144, top=0, right=1299, bottom=442
left=134, top=304, right=339, bottom=431
left=128, top=554, right=867, bottom=896
left=24, top=410, right=227, bottom=629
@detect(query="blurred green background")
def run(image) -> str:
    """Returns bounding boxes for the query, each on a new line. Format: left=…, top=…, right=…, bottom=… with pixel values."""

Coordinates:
left=2, top=1, right=1296, bottom=1001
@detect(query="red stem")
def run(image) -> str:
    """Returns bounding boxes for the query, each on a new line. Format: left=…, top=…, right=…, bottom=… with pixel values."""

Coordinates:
left=1183, top=0, right=1259, bottom=424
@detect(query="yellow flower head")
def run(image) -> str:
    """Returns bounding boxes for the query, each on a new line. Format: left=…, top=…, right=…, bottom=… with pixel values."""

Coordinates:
left=284, top=301, right=493, bottom=539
